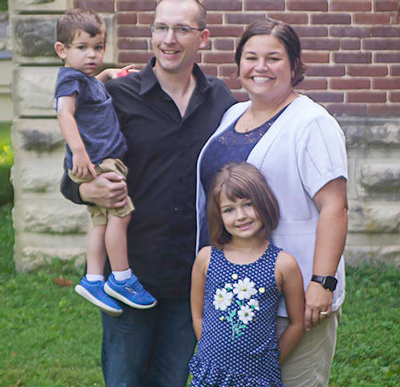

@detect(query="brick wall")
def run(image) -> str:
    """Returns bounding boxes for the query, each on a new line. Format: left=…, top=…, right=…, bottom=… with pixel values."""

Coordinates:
left=75, top=0, right=400, bottom=116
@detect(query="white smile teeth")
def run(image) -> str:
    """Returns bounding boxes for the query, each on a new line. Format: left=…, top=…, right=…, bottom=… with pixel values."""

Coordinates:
left=163, top=50, right=178, bottom=54
left=253, top=77, right=271, bottom=82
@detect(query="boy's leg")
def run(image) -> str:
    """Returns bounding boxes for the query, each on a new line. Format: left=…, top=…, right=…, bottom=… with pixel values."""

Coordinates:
left=104, top=214, right=156, bottom=308
left=86, top=224, right=107, bottom=274
left=104, top=214, right=131, bottom=271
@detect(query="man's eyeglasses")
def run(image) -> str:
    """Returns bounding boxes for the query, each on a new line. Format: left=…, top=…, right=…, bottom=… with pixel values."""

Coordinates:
left=151, top=24, right=205, bottom=37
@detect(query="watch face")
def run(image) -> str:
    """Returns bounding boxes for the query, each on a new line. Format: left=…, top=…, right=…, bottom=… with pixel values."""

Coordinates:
left=323, top=276, right=337, bottom=290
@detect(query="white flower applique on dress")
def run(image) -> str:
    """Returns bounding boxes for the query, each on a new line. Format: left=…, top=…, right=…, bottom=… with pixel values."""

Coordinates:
left=214, top=275, right=262, bottom=341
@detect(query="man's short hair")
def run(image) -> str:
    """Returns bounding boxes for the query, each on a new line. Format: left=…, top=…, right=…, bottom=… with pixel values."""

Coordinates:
left=56, top=8, right=107, bottom=46
left=155, top=0, right=207, bottom=29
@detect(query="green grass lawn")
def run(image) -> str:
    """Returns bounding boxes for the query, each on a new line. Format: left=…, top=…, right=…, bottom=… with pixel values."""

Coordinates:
left=0, top=203, right=399, bottom=386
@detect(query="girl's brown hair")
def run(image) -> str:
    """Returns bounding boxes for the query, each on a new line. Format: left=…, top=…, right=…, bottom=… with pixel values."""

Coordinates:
left=235, top=18, right=306, bottom=87
left=208, top=162, right=280, bottom=248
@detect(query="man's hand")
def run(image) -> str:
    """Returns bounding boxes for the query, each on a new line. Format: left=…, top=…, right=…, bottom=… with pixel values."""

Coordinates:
left=304, top=281, right=333, bottom=331
left=79, top=172, right=128, bottom=208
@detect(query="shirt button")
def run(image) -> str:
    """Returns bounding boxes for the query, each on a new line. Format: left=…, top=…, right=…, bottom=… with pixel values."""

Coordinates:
left=173, top=206, right=179, bottom=213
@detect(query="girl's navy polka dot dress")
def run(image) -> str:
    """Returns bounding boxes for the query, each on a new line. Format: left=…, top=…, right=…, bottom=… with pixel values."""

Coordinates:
left=189, top=243, right=286, bottom=387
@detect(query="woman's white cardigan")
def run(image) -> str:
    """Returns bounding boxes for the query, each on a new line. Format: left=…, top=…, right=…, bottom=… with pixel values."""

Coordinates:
left=195, top=95, right=347, bottom=317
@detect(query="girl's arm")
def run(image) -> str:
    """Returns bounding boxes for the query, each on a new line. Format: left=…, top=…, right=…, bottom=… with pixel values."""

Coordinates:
left=275, top=251, right=305, bottom=364
left=305, top=177, right=348, bottom=330
left=190, top=246, right=211, bottom=341
left=57, top=95, right=97, bottom=179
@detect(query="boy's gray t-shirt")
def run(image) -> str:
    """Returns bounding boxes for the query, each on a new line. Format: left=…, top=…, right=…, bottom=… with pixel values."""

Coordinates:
left=54, top=67, right=127, bottom=170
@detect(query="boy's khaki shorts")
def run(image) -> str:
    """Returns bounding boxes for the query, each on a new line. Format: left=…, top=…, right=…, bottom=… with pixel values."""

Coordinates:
left=68, top=158, right=134, bottom=226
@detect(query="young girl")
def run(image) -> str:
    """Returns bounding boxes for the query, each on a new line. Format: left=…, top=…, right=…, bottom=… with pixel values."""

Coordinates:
left=189, top=162, right=305, bottom=387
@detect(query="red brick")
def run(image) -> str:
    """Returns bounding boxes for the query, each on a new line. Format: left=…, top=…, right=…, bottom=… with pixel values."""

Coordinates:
left=199, top=64, right=218, bottom=77
left=288, top=0, right=328, bottom=11
left=302, top=52, right=330, bottom=63
left=76, top=0, right=115, bottom=12
left=373, top=78, right=400, bottom=89
left=348, top=91, right=386, bottom=103
left=375, top=52, right=400, bottom=63
left=208, top=25, right=244, bottom=38
left=213, top=39, right=235, bottom=51
left=354, top=13, right=391, bottom=24
left=206, top=13, right=223, bottom=25
left=330, top=1, right=372, bottom=11
left=330, top=26, right=372, bottom=38
left=375, top=0, right=398, bottom=11
left=301, top=38, right=340, bottom=51
left=330, top=78, right=370, bottom=90
left=244, top=0, right=285, bottom=11
left=117, top=12, right=137, bottom=25
left=307, top=92, right=344, bottom=103
left=364, top=38, right=400, bottom=50
left=340, top=39, right=361, bottom=50
left=225, top=13, right=266, bottom=25
left=327, top=103, right=367, bottom=116
left=296, top=78, right=327, bottom=90
left=118, top=38, right=148, bottom=50
left=137, top=13, right=154, bottom=25
left=306, top=65, right=346, bottom=77
left=203, top=52, right=235, bottom=64
left=219, top=64, right=238, bottom=77
left=312, top=13, right=351, bottom=24
left=390, top=65, right=400, bottom=76
left=119, top=25, right=151, bottom=37
left=334, top=52, right=372, bottom=64
left=117, top=0, right=156, bottom=11
left=389, top=92, right=400, bottom=102
left=222, top=78, right=242, bottom=90
left=371, top=26, right=400, bottom=37
left=203, top=0, right=242, bottom=11
left=118, top=51, right=153, bottom=64
left=293, top=26, right=328, bottom=37
left=267, top=13, right=309, bottom=25
left=367, top=104, right=400, bottom=115
left=348, top=65, right=388, bottom=77
left=203, top=40, right=212, bottom=51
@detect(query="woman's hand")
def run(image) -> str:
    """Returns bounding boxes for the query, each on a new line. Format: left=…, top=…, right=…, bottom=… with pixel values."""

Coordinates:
left=304, top=281, right=333, bottom=331
left=79, top=171, right=128, bottom=208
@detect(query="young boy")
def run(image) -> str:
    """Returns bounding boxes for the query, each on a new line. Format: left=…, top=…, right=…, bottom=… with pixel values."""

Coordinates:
left=54, top=8, right=156, bottom=315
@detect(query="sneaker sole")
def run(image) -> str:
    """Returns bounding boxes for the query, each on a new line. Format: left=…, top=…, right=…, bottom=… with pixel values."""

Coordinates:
left=75, top=285, right=123, bottom=316
left=104, top=283, right=157, bottom=310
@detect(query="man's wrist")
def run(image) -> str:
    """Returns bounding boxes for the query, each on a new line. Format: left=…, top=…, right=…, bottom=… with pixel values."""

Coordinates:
left=311, top=275, right=337, bottom=291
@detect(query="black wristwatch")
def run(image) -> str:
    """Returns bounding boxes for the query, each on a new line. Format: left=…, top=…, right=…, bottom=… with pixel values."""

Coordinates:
left=311, top=275, right=337, bottom=291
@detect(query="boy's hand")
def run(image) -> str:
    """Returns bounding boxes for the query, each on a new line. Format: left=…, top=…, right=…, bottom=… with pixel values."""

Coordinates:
left=97, top=64, right=138, bottom=82
left=72, top=149, right=97, bottom=179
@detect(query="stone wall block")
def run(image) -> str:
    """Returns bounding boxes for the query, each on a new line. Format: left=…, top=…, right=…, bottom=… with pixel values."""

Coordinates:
left=11, top=14, right=115, bottom=65
left=13, top=66, right=58, bottom=117
left=13, top=119, right=64, bottom=152
left=17, top=247, right=85, bottom=272
left=360, top=163, right=400, bottom=193
left=345, top=245, right=400, bottom=267
left=340, top=118, right=400, bottom=148
left=348, top=202, right=400, bottom=233
left=20, top=203, right=89, bottom=234
left=10, top=0, right=73, bottom=12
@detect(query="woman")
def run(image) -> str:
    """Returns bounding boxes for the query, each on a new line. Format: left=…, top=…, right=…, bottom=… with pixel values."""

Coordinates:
left=195, top=19, right=348, bottom=387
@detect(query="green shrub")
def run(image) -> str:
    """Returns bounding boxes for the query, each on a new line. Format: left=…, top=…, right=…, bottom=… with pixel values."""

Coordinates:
left=0, top=122, right=13, bottom=205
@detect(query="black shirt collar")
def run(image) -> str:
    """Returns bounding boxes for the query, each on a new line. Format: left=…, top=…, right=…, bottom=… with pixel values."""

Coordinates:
left=139, top=57, right=210, bottom=96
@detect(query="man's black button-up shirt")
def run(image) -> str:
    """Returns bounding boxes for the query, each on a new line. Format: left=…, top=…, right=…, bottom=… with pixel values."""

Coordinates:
left=61, top=57, right=236, bottom=298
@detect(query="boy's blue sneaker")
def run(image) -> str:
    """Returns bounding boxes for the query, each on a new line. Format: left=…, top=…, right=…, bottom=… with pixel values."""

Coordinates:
left=75, top=277, right=123, bottom=316
left=104, top=274, right=157, bottom=309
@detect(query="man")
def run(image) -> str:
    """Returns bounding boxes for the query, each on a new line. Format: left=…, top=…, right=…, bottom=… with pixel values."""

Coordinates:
left=60, top=1, right=236, bottom=386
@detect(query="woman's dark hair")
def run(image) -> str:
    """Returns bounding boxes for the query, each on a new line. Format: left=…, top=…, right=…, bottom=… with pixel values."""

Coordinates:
left=208, top=162, right=280, bottom=248
left=235, top=18, right=306, bottom=87
left=56, top=8, right=107, bottom=47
